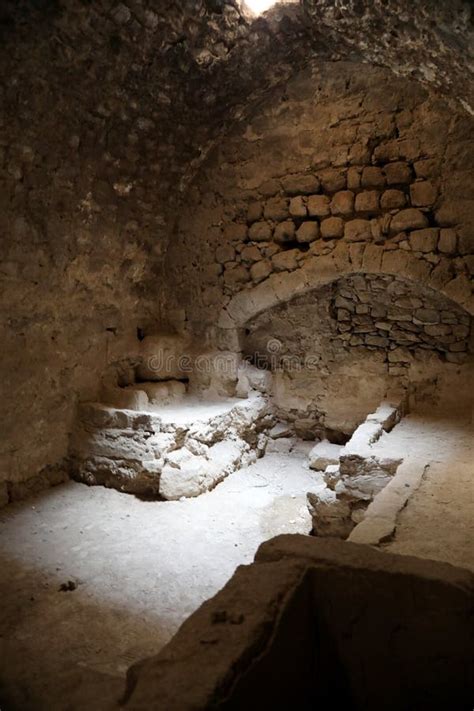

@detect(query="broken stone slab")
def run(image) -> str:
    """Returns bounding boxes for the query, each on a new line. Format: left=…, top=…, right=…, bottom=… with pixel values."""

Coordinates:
left=307, top=489, right=354, bottom=538
left=160, top=437, right=252, bottom=500
left=78, top=402, right=160, bottom=432
left=341, top=420, right=384, bottom=458
left=102, top=386, right=149, bottom=412
left=340, top=454, right=401, bottom=478
left=269, top=422, right=293, bottom=439
left=366, top=402, right=401, bottom=431
left=323, top=464, right=341, bottom=489
left=337, top=471, right=394, bottom=500
left=266, top=437, right=296, bottom=454
left=124, top=534, right=474, bottom=711
left=72, top=456, right=162, bottom=496
left=349, top=461, right=429, bottom=545
left=160, top=455, right=215, bottom=500
left=308, top=439, right=342, bottom=471
left=69, top=427, right=156, bottom=462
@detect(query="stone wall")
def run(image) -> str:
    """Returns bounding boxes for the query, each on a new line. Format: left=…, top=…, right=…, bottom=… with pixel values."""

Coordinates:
left=166, top=62, right=474, bottom=428
left=1, top=0, right=473, bottom=494
left=242, top=274, right=472, bottom=432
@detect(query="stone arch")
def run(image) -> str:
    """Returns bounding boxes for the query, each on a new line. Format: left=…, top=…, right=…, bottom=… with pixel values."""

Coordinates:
left=218, top=246, right=473, bottom=337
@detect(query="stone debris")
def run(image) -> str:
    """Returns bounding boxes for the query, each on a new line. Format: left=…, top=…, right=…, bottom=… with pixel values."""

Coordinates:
left=269, top=422, right=293, bottom=439
left=70, top=394, right=273, bottom=499
left=307, top=398, right=405, bottom=538
left=308, top=440, right=342, bottom=471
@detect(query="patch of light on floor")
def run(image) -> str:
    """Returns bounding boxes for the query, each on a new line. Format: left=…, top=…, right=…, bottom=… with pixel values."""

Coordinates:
left=244, top=0, right=299, bottom=16
left=245, top=0, right=277, bottom=13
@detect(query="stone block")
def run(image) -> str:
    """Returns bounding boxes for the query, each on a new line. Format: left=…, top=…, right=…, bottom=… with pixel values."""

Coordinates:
left=410, top=180, right=437, bottom=207
left=319, top=168, right=346, bottom=192
left=414, top=308, right=440, bottom=324
left=282, top=173, right=320, bottom=195
left=389, top=209, right=428, bottom=234
left=344, top=219, right=371, bottom=242
left=236, top=364, right=272, bottom=396
left=258, top=178, right=280, bottom=197
left=308, top=440, right=342, bottom=471
left=246, top=201, right=262, bottom=223
left=443, top=274, right=471, bottom=305
left=264, top=197, right=288, bottom=222
left=307, top=489, right=353, bottom=538
left=160, top=453, right=212, bottom=500
left=380, top=189, right=406, bottom=210
left=289, top=196, right=307, bottom=218
left=215, top=244, right=235, bottom=263
left=384, top=161, right=412, bottom=185
left=269, top=422, right=293, bottom=439
left=355, top=190, right=380, bottom=213
left=241, top=245, right=262, bottom=262
left=438, top=228, right=457, bottom=254
left=361, top=166, right=385, bottom=188
left=347, top=167, right=361, bottom=190
left=250, top=259, right=272, bottom=283
left=409, top=228, right=439, bottom=252
left=223, top=223, right=248, bottom=241
left=307, top=194, right=331, bottom=218
left=224, top=265, right=249, bottom=286
left=321, top=217, right=344, bottom=239
left=273, top=220, right=295, bottom=244
left=271, top=249, right=299, bottom=272
left=330, top=190, right=354, bottom=216
left=249, top=221, right=272, bottom=242
left=296, top=221, right=319, bottom=243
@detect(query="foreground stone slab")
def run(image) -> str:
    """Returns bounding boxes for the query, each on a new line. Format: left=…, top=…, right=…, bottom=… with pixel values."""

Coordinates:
left=122, top=535, right=473, bottom=710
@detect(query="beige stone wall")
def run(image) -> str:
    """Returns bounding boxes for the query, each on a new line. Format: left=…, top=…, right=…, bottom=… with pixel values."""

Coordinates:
left=243, top=275, right=472, bottom=433
left=166, top=62, right=473, bottom=425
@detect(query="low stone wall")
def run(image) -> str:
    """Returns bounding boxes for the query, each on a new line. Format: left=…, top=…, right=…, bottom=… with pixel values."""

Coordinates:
left=69, top=394, right=273, bottom=498
left=122, top=534, right=474, bottom=710
left=242, top=273, right=473, bottom=432
left=307, top=399, right=405, bottom=537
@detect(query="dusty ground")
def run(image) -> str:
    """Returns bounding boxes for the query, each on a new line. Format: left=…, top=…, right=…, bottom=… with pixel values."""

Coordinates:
left=380, top=414, right=474, bottom=569
left=0, top=442, right=320, bottom=710
left=0, top=413, right=472, bottom=710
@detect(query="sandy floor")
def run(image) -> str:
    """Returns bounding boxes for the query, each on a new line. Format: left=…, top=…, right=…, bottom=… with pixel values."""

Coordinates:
left=380, top=414, right=474, bottom=569
left=0, top=413, right=472, bottom=710
left=0, top=442, right=321, bottom=710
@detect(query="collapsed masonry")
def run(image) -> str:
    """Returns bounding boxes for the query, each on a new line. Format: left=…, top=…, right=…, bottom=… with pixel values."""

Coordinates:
left=307, top=396, right=406, bottom=538
left=70, top=392, right=273, bottom=500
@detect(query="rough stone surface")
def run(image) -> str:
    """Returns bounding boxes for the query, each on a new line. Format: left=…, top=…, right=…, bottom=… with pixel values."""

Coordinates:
left=307, top=397, right=404, bottom=538
left=123, top=535, right=474, bottom=711
left=70, top=395, right=272, bottom=498
left=1, top=6, right=474, bottom=503
left=243, top=273, right=472, bottom=435
left=308, top=440, right=342, bottom=471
